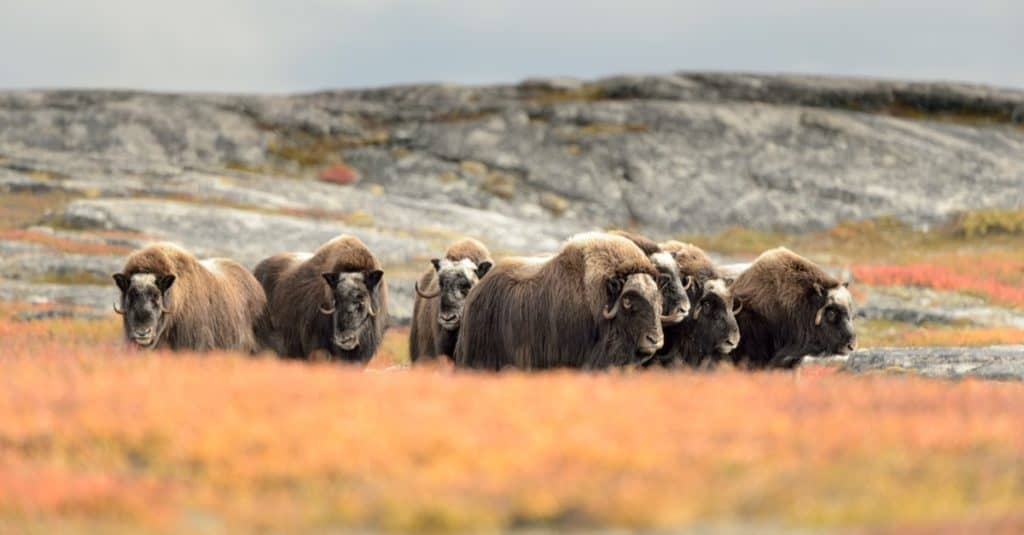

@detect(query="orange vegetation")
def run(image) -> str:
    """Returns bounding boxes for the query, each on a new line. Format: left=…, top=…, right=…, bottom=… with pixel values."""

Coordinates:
left=0, top=229, right=133, bottom=256
left=854, top=251, right=1024, bottom=309
left=1, top=307, right=1023, bottom=532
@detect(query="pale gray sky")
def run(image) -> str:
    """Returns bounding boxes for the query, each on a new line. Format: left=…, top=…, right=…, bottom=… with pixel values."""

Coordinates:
left=1, top=1, right=1021, bottom=93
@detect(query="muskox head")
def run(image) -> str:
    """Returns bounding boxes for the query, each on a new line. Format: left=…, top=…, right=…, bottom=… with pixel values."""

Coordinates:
left=319, top=269, right=383, bottom=351
left=691, top=278, right=742, bottom=355
left=649, top=251, right=691, bottom=325
left=808, top=282, right=857, bottom=355
left=112, top=272, right=175, bottom=348
left=416, top=258, right=492, bottom=331
left=602, top=272, right=665, bottom=359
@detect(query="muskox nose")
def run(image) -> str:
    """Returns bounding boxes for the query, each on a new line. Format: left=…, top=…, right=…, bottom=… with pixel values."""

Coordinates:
left=134, top=327, right=152, bottom=337
left=845, top=339, right=858, bottom=352
left=639, top=333, right=664, bottom=354
left=439, top=312, right=458, bottom=322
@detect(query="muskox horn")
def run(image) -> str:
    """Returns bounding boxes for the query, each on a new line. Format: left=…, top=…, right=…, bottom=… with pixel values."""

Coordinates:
left=692, top=302, right=701, bottom=320
left=682, top=275, right=693, bottom=290
left=814, top=305, right=825, bottom=326
left=732, top=299, right=743, bottom=315
left=414, top=281, right=440, bottom=299
left=158, top=301, right=170, bottom=314
left=112, top=301, right=124, bottom=315
left=602, top=297, right=622, bottom=320
left=319, top=301, right=336, bottom=315
left=366, top=299, right=376, bottom=318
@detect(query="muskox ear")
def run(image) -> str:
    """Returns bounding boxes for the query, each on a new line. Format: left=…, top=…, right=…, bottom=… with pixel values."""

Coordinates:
left=363, top=269, right=384, bottom=291
left=430, top=258, right=441, bottom=272
left=322, top=272, right=339, bottom=288
left=475, top=261, right=493, bottom=279
left=112, top=273, right=130, bottom=293
left=156, top=274, right=176, bottom=293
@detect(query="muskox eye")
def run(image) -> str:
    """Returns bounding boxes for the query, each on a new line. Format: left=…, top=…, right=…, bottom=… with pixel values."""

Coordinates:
left=826, top=308, right=838, bottom=323
left=702, top=301, right=713, bottom=314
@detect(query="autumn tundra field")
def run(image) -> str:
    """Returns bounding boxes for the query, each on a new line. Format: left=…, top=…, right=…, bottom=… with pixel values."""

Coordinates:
left=2, top=214, right=1024, bottom=533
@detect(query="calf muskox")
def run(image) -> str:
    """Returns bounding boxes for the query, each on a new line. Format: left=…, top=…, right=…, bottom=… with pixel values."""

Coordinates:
left=728, top=247, right=856, bottom=369
left=453, top=233, right=666, bottom=370
left=409, top=238, right=493, bottom=362
left=656, top=241, right=741, bottom=368
left=254, top=235, right=388, bottom=363
left=112, top=243, right=266, bottom=352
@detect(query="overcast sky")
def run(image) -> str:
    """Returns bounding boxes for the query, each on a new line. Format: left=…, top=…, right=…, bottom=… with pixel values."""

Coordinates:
left=1, top=1, right=1021, bottom=94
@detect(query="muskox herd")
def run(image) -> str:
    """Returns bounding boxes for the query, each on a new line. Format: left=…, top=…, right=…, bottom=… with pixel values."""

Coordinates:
left=111, top=231, right=857, bottom=370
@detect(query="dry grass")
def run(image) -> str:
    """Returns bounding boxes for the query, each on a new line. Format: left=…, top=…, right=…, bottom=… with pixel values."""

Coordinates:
left=858, top=320, right=1024, bottom=348
left=0, top=304, right=1023, bottom=533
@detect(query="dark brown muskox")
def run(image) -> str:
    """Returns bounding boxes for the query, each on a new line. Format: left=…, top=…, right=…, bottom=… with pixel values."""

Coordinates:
left=112, top=243, right=266, bottom=352
left=608, top=231, right=691, bottom=330
left=650, top=241, right=741, bottom=368
left=728, top=247, right=856, bottom=369
left=254, top=235, right=388, bottom=363
left=453, top=232, right=667, bottom=370
left=409, top=238, right=493, bottom=362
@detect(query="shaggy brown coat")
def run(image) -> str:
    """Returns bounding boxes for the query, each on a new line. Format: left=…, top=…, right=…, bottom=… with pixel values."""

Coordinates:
left=255, top=235, right=388, bottom=362
left=453, top=233, right=663, bottom=370
left=728, top=247, right=856, bottom=369
left=410, top=238, right=493, bottom=361
left=115, top=243, right=266, bottom=352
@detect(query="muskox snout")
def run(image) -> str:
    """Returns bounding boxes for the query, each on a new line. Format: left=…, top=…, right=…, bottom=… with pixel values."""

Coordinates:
left=639, top=333, right=664, bottom=355
left=438, top=311, right=460, bottom=329
left=131, top=327, right=155, bottom=347
left=718, top=333, right=740, bottom=354
left=334, top=333, right=360, bottom=351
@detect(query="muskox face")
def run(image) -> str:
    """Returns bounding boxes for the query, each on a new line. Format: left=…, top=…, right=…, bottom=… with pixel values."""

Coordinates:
left=113, top=272, right=175, bottom=348
left=809, top=283, right=857, bottom=356
left=603, top=272, right=664, bottom=359
left=419, top=258, right=492, bottom=331
left=691, top=279, right=742, bottom=355
left=650, top=252, right=691, bottom=324
left=320, top=270, right=383, bottom=351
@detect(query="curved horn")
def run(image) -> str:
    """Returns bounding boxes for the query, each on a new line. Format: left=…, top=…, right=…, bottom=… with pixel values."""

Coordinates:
left=602, top=297, right=622, bottom=320
left=319, top=301, right=336, bottom=315
left=414, top=281, right=441, bottom=299
left=682, top=275, right=693, bottom=290
left=365, top=299, right=376, bottom=318
left=814, top=306, right=825, bottom=326
left=692, top=302, right=701, bottom=321
left=113, top=301, right=124, bottom=315
left=158, top=301, right=170, bottom=314
left=732, top=299, right=743, bottom=315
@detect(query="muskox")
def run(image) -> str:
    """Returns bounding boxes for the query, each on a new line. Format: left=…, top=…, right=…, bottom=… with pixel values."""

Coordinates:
left=653, top=241, right=741, bottom=368
left=409, top=238, right=493, bottom=362
left=453, top=232, right=667, bottom=370
left=728, top=247, right=856, bottom=369
left=254, top=235, right=388, bottom=363
left=608, top=231, right=691, bottom=327
left=112, top=243, right=266, bottom=352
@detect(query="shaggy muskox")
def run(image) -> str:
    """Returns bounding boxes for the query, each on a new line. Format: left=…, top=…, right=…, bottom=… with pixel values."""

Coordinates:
left=728, top=247, right=856, bottom=369
left=652, top=241, right=742, bottom=368
left=254, top=235, right=388, bottom=363
left=608, top=231, right=691, bottom=327
left=112, top=243, right=266, bottom=352
left=453, top=233, right=667, bottom=370
left=409, top=238, right=493, bottom=362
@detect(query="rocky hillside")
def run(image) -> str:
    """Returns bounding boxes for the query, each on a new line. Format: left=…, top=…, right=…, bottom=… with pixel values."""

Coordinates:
left=2, top=72, right=1024, bottom=327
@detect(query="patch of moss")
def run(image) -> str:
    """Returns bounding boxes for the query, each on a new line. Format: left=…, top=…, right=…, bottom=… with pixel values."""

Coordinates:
left=266, top=131, right=390, bottom=168
left=523, top=84, right=608, bottom=104
left=952, top=209, right=1024, bottom=238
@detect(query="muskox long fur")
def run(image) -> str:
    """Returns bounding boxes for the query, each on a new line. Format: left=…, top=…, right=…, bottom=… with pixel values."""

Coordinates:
left=410, top=238, right=493, bottom=362
left=728, top=247, right=856, bottom=369
left=255, top=235, right=388, bottom=363
left=653, top=241, right=741, bottom=368
left=453, top=233, right=665, bottom=370
left=112, top=243, right=266, bottom=352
